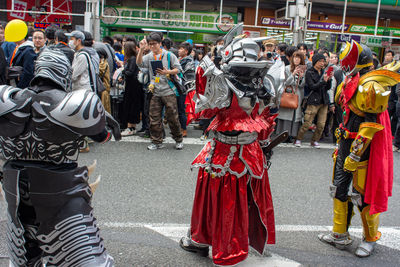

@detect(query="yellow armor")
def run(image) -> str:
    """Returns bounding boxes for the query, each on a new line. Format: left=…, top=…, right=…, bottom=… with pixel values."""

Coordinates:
left=332, top=198, right=350, bottom=234
left=350, top=70, right=400, bottom=114
left=380, top=60, right=400, bottom=72
left=360, top=205, right=381, bottom=242
left=344, top=122, right=384, bottom=172
left=352, top=160, right=369, bottom=195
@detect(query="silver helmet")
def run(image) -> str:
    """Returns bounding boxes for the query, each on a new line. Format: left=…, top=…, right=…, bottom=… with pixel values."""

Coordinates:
left=30, top=48, right=72, bottom=91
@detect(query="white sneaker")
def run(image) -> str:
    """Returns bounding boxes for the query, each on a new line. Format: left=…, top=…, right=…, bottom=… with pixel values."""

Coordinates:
left=147, top=143, right=165, bottom=150
left=294, top=140, right=301, bottom=147
left=121, top=128, right=136, bottom=137
left=311, top=141, right=321, bottom=149
left=175, top=142, right=184, bottom=150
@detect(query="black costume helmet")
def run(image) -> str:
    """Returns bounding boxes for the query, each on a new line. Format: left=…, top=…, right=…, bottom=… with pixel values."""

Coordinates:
left=30, top=48, right=72, bottom=91
left=357, top=44, right=373, bottom=69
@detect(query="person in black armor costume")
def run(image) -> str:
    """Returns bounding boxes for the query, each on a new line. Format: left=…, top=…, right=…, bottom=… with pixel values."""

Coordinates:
left=0, top=47, right=120, bottom=266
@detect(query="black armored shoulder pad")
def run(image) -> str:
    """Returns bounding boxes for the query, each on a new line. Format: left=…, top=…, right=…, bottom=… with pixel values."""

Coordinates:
left=0, top=85, right=33, bottom=116
left=33, top=89, right=106, bottom=136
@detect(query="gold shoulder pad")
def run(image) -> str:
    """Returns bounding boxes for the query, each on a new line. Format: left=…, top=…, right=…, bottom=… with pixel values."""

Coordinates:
left=352, top=70, right=400, bottom=113
left=379, top=60, right=400, bottom=72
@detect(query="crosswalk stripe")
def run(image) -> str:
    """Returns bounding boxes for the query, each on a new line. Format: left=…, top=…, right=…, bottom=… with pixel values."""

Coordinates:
left=101, top=222, right=400, bottom=266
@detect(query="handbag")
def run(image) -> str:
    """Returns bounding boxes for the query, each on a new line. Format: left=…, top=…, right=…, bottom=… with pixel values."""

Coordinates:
left=280, top=85, right=299, bottom=109
left=95, top=75, right=106, bottom=95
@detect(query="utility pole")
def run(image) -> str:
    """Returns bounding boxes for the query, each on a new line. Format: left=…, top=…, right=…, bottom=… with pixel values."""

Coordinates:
left=292, top=0, right=308, bottom=46
left=84, top=0, right=101, bottom=41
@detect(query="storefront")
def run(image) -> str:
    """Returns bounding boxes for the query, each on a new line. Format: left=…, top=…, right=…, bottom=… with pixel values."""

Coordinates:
left=243, top=6, right=400, bottom=57
left=6, top=0, right=73, bottom=30
left=100, top=6, right=238, bottom=46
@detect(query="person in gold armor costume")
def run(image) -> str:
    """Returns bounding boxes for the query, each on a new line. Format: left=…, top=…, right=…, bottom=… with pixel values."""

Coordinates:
left=318, top=40, right=400, bottom=257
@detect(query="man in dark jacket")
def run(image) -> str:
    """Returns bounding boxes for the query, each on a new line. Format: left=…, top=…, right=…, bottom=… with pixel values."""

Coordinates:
left=54, top=30, right=74, bottom=64
left=331, top=68, right=344, bottom=144
left=9, top=28, right=37, bottom=88
left=295, top=53, right=333, bottom=148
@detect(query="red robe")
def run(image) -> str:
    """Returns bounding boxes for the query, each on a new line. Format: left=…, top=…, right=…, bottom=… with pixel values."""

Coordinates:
left=189, top=94, right=276, bottom=266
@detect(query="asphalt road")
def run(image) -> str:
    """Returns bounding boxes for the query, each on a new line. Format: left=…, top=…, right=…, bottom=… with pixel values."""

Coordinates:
left=0, top=130, right=399, bottom=267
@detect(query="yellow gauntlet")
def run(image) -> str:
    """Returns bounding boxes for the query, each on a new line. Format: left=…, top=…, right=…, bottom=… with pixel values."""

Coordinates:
left=344, top=122, right=383, bottom=172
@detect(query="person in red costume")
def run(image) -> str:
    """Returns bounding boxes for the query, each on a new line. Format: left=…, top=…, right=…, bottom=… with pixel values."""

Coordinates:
left=318, top=40, right=400, bottom=257
left=179, top=24, right=285, bottom=266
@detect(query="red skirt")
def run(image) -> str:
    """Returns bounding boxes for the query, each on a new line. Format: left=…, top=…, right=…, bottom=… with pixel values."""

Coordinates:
left=190, top=168, right=275, bottom=266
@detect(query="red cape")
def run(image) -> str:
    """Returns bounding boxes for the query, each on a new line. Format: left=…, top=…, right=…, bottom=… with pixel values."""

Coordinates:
left=365, top=110, right=393, bottom=214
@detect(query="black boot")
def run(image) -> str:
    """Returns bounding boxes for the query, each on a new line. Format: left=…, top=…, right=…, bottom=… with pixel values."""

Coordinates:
left=179, top=237, right=209, bottom=257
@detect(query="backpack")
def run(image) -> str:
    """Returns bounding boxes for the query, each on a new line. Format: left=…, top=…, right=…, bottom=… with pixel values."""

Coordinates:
left=80, top=51, right=106, bottom=96
left=166, top=52, right=185, bottom=96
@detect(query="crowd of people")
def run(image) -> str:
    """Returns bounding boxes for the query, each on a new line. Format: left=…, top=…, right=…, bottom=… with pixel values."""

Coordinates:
left=269, top=40, right=400, bottom=151
left=0, top=21, right=399, bottom=153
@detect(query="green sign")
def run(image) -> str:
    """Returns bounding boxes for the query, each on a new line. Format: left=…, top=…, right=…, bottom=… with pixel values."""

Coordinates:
left=101, top=6, right=237, bottom=34
left=382, top=29, right=391, bottom=42
left=336, top=0, right=399, bottom=6
left=349, top=24, right=400, bottom=37
left=363, top=36, right=382, bottom=47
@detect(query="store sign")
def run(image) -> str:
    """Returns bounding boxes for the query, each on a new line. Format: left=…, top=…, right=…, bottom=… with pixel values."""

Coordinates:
left=34, top=22, right=60, bottom=29
left=360, top=36, right=382, bottom=47
left=330, top=34, right=360, bottom=43
left=260, top=17, right=291, bottom=27
left=260, top=17, right=349, bottom=31
left=307, top=21, right=349, bottom=31
left=349, top=25, right=400, bottom=37
left=101, top=6, right=237, bottom=34
left=7, top=0, right=72, bottom=23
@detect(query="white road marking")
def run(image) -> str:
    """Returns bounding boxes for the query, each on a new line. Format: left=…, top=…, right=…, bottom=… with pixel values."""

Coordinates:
left=102, top=222, right=300, bottom=266
left=114, top=135, right=336, bottom=150
left=101, top=222, right=400, bottom=266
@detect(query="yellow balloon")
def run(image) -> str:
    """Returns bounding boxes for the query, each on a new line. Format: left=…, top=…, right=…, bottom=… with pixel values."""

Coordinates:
left=5, top=19, right=28, bottom=42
